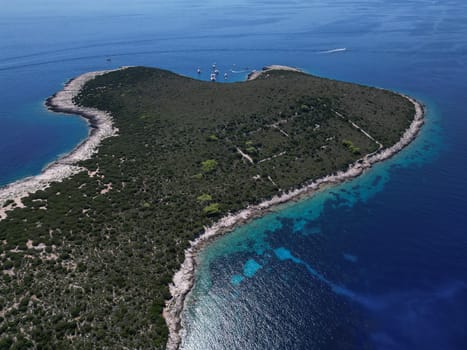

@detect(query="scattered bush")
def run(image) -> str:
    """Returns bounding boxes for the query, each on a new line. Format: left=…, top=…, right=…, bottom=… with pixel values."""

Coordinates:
left=201, top=159, right=218, bottom=173
left=342, top=140, right=361, bottom=155
left=203, top=203, right=221, bottom=216
left=196, top=194, right=212, bottom=202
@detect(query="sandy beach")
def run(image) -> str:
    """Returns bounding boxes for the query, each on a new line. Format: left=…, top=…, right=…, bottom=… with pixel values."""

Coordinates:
left=163, top=66, right=425, bottom=350
left=0, top=68, right=124, bottom=220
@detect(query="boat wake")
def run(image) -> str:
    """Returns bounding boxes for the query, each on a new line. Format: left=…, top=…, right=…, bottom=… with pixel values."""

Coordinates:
left=319, top=48, right=347, bottom=54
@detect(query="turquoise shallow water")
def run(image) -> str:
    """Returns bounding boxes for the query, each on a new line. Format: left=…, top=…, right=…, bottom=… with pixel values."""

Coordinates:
left=1, top=1, right=467, bottom=349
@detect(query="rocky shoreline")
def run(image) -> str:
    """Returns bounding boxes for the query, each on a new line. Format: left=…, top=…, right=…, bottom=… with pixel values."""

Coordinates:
left=247, top=64, right=303, bottom=80
left=0, top=68, right=124, bottom=220
left=163, top=67, right=425, bottom=350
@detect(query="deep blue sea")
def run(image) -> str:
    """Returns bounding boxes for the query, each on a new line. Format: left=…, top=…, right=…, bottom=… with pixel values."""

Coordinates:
left=1, top=1, right=467, bottom=349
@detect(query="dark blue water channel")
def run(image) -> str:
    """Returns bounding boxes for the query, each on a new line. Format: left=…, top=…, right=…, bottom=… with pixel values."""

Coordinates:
left=1, top=1, right=466, bottom=349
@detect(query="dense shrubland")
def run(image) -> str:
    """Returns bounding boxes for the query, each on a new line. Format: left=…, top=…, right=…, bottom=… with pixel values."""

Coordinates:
left=0, top=67, right=413, bottom=349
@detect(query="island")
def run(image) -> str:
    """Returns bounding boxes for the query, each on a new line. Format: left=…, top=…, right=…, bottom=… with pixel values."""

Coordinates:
left=0, top=66, right=423, bottom=349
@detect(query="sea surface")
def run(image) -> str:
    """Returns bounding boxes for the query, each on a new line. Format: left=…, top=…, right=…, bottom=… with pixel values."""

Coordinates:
left=1, top=1, right=467, bottom=349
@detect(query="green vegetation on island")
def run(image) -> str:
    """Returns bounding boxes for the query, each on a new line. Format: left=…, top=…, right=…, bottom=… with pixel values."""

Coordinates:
left=0, top=67, right=414, bottom=349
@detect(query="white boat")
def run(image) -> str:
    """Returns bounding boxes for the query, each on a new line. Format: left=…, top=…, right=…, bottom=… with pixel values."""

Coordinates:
left=210, top=73, right=216, bottom=81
